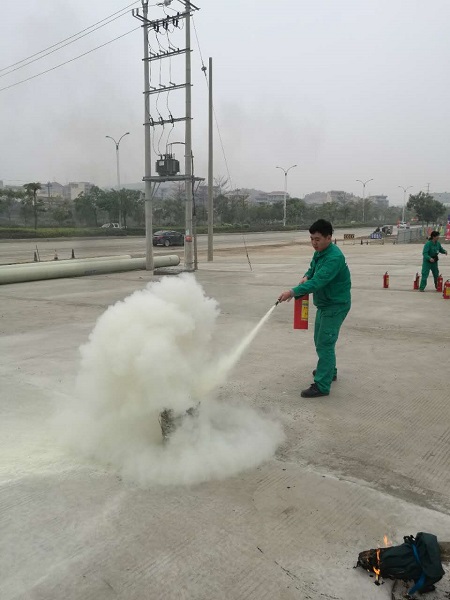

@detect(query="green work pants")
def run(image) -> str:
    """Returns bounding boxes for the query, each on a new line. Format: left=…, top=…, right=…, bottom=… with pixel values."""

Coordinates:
left=313, top=305, right=350, bottom=394
left=420, top=260, right=439, bottom=291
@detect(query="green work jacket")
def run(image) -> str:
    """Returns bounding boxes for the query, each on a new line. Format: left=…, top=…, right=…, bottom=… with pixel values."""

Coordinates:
left=422, top=240, right=447, bottom=262
left=291, top=243, right=351, bottom=309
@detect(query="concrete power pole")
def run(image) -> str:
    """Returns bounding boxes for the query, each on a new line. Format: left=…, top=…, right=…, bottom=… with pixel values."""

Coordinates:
left=207, top=56, right=213, bottom=262
left=142, top=0, right=154, bottom=271
left=184, top=1, right=194, bottom=272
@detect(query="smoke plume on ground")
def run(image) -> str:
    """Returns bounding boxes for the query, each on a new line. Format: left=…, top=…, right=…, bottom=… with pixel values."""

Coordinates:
left=56, top=274, right=283, bottom=486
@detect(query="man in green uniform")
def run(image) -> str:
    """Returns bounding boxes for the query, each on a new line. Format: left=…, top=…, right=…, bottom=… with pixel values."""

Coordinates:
left=278, top=219, right=351, bottom=398
left=419, top=230, right=448, bottom=291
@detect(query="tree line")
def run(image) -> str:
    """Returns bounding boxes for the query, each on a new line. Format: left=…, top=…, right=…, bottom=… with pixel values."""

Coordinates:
left=0, top=183, right=446, bottom=230
left=206, top=191, right=446, bottom=228
left=0, top=184, right=143, bottom=229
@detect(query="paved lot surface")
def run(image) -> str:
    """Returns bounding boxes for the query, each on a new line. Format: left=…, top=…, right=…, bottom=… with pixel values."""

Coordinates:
left=1, top=240, right=449, bottom=599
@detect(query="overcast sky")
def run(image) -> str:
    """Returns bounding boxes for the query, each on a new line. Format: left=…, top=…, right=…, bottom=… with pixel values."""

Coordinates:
left=1, top=0, right=449, bottom=204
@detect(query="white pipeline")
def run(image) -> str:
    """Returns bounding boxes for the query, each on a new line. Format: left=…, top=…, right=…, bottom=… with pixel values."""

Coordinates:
left=0, top=255, right=180, bottom=285
left=1, top=255, right=132, bottom=269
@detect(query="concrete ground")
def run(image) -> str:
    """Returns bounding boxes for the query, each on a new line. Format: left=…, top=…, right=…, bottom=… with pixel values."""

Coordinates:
left=1, top=239, right=449, bottom=600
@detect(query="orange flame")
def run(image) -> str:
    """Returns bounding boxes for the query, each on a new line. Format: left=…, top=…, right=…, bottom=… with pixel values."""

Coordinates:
left=373, top=548, right=381, bottom=583
left=368, top=536, right=392, bottom=585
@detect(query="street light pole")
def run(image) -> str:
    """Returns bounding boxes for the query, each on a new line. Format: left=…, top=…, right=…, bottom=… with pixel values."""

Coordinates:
left=106, top=132, right=130, bottom=228
left=276, top=164, right=297, bottom=227
left=356, top=178, right=373, bottom=224
left=398, top=185, right=412, bottom=223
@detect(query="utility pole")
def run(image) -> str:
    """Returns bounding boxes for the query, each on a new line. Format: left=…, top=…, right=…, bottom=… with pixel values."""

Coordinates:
left=192, top=152, right=198, bottom=270
left=276, top=164, right=297, bottom=227
left=184, top=1, right=194, bottom=271
left=426, top=182, right=431, bottom=194
left=142, top=0, right=153, bottom=271
left=207, top=56, right=213, bottom=262
left=356, top=178, right=373, bottom=224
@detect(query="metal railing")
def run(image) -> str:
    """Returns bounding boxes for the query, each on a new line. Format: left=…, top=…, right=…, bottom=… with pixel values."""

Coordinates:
left=396, top=227, right=427, bottom=244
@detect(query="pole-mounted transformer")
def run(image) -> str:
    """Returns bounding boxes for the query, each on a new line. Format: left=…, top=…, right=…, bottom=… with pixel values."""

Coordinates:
left=155, top=154, right=180, bottom=177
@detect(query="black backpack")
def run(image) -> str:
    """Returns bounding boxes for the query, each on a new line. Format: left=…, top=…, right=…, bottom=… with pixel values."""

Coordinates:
left=357, top=532, right=445, bottom=596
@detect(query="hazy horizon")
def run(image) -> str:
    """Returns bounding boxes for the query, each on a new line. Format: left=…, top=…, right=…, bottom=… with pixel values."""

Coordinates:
left=1, top=0, right=449, bottom=205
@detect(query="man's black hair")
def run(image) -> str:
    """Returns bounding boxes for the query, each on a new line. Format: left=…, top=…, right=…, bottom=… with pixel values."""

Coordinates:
left=430, top=230, right=440, bottom=239
left=309, top=219, right=333, bottom=237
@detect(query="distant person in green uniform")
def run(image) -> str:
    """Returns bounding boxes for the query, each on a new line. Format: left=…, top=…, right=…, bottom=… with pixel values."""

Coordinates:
left=419, top=231, right=448, bottom=292
left=278, top=219, right=351, bottom=398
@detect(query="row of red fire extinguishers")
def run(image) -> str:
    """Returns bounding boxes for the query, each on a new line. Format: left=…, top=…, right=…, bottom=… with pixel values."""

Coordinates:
left=289, top=273, right=450, bottom=333
left=382, top=271, right=450, bottom=298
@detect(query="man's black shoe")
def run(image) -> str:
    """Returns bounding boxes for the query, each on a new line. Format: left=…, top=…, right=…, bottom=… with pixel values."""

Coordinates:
left=313, top=369, right=337, bottom=382
left=301, top=383, right=329, bottom=398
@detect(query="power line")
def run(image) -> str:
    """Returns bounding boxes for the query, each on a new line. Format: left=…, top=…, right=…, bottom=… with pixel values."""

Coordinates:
left=0, top=12, right=131, bottom=79
left=192, top=16, right=233, bottom=190
left=192, top=16, right=206, bottom=72
left=212, top=110, right=233, bottom=192
left=0, top=27, right=140, bottom=93
left=0, top=1, right=142, bottom=75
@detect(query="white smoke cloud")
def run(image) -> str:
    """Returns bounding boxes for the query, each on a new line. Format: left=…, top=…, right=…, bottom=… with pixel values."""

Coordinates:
left=55, top=274, right=283, bottom=487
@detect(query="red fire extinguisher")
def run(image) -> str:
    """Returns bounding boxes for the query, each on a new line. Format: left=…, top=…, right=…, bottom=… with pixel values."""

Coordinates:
left=413, top=273, right=420, bottom=290
left=443, top=279, right=450, bottom=300
left=436, top=274, right=443, bottom=292
left=383, top=272, right=389, bottom=289
left=294, top=294, right=309, bottom=329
